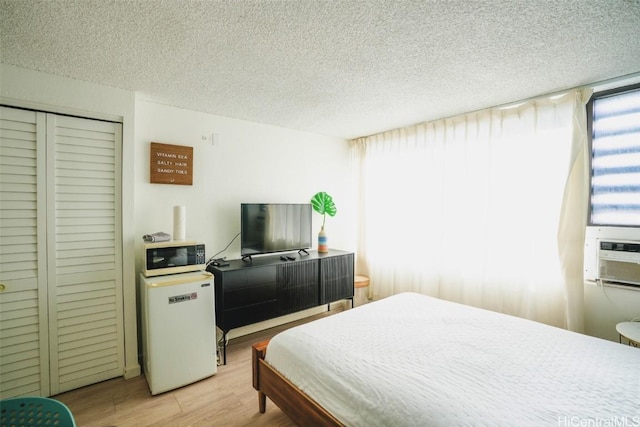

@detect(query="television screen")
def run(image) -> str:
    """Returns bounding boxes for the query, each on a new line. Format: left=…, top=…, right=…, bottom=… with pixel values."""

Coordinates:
left=241, top=203, right=312, bottom=256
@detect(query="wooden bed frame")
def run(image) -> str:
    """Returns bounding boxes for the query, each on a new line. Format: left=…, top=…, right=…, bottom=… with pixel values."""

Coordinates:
left=252, top=339, right=344, bottom=426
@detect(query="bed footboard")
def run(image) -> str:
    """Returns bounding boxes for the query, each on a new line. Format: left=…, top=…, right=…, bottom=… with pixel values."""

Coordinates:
left=252, top=340, right=269, bottom=413
left=251, top=339, right=344, bottom=426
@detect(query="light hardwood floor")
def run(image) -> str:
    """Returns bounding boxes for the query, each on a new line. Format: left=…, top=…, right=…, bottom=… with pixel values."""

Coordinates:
left=54, top=305, right=345, bottom=427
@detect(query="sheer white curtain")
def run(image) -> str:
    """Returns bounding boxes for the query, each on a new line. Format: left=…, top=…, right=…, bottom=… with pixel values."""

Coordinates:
left=352, top=89, right=590, bottom=330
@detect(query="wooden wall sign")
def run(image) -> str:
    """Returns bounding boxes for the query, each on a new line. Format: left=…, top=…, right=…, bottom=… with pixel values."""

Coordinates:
left=150, top=142, right=193, bottom=185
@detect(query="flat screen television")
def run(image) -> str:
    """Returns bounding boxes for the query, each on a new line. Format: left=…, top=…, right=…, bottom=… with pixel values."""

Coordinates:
left=241, top=203, right=312, bottom=257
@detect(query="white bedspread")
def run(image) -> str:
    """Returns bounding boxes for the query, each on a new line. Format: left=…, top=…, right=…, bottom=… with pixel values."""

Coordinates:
left=265, top=292, right=640, bottom=426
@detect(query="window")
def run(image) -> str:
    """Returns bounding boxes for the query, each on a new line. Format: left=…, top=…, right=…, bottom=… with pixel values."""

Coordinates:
left=587, top=83, right=640, bottom=227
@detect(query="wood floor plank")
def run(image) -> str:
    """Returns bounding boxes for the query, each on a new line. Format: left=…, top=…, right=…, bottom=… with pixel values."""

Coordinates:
left=53, top=304, right=346, bottom=426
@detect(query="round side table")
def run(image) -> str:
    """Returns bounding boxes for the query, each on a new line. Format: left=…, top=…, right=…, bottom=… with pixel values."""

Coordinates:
left=616, top=322, right=640, bottom=347
left=354, top=275, right=370, bottom=307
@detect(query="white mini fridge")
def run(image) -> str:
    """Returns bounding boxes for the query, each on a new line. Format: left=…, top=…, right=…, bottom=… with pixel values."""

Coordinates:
left=140, top=271, right=217, bottom=395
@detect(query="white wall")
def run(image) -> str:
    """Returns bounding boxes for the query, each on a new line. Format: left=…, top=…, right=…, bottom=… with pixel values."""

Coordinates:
left=584, top=284, right=639, bottom=342
left=134, top=99, right=354, bottom=265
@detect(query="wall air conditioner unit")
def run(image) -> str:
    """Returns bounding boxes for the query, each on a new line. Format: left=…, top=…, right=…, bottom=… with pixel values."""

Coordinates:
left=597, top=241, right=640, bottom=288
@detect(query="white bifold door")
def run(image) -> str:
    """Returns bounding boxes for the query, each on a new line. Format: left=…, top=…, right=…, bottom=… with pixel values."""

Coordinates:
left=0, top=106, right=124, bottom=397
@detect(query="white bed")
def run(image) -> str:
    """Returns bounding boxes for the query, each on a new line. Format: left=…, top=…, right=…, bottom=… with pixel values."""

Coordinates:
left=260, top=292, right=640, bottom=426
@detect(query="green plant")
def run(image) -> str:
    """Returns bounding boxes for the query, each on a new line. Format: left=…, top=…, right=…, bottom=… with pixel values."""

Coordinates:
left=310, top=191, right=337, bottom=228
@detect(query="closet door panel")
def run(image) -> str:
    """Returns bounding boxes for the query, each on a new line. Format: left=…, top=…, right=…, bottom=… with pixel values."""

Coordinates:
left=46, top=114, right=124, bottom=395
left=0, top=107, right=50, bottom=398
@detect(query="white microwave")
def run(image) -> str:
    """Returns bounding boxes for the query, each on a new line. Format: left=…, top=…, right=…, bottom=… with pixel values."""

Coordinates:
left=142, top=241, right=206, bottom=277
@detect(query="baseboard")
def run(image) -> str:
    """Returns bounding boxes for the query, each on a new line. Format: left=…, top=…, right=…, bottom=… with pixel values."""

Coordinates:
left=225, top=303, right=345, bottom=341
left=124, top=364, right=141, bottom=379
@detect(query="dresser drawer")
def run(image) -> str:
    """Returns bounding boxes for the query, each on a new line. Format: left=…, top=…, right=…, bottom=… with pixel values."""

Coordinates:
left=223, top=266, right=277, bottom=290
left=224, top=281, right=277, bottom=310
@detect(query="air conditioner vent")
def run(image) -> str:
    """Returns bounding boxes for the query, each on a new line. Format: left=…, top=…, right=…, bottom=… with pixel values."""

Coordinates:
left=598, top=240, right=640, bottom=287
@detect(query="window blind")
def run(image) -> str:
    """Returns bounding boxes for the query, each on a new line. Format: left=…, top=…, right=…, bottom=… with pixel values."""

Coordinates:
left=590, top=87, right=640, bottom=226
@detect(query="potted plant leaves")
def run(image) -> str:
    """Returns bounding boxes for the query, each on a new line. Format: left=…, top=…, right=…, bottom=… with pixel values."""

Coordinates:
left=310, top=191, right=337, bottom=253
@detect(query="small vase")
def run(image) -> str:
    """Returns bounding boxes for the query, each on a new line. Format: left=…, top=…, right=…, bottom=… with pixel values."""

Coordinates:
left=318, top=226, right=328, bottom=253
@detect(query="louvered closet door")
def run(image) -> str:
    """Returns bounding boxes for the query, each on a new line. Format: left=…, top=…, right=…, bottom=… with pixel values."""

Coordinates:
left=0, top=107, right=49, bottom=398
left=46, top=114, right=124, bottom=395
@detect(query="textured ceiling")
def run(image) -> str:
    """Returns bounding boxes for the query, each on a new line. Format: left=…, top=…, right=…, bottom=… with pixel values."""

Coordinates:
left=1, top=0, right=640, bottom=139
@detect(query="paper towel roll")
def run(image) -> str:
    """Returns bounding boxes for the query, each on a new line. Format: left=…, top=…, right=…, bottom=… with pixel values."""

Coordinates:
left=173, top=205, right=186, bottom=241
